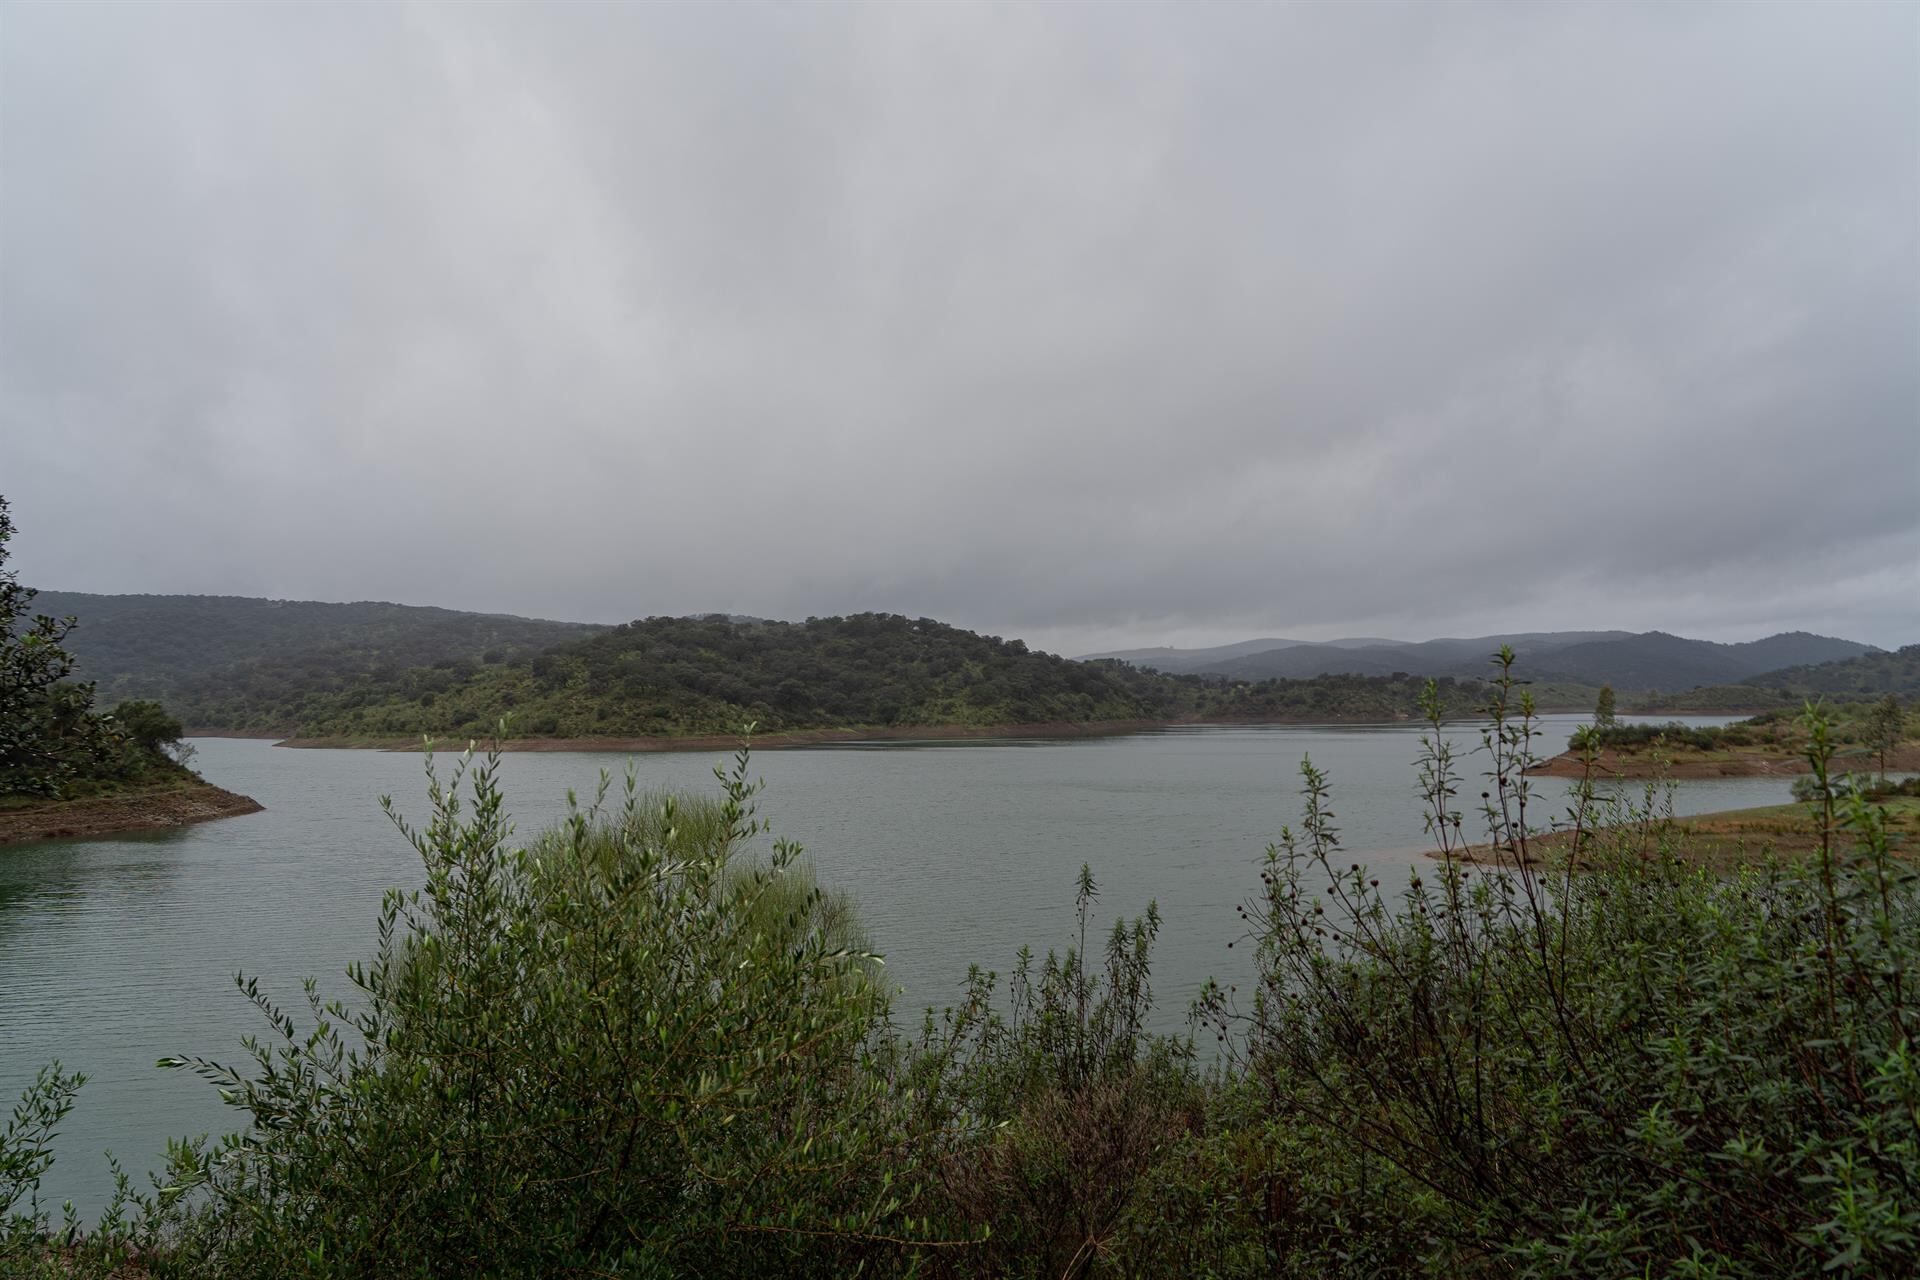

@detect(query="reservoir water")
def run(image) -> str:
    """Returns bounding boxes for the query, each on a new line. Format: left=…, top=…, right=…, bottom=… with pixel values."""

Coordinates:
left=2, top=716, right=1793, bottom=1215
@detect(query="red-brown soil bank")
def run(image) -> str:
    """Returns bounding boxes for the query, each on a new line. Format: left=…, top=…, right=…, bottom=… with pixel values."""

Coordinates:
left=0, top=784, right=264, bottom=845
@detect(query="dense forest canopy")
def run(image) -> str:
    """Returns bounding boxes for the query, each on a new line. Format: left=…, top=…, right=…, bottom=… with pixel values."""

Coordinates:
left=273, top=612, right=1495, bottom=740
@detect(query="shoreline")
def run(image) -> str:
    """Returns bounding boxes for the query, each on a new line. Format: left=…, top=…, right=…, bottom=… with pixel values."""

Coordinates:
left=275, top=719, right=1167, bottom=753
left=248, top=704, right=1740, bottom=753
left=266, top=710, right=1552, bottom=752
left=1531, top=743, right=1920, bottom=779
left=1430, top=795, right=1918, bottom=870
left=0, top=782, right=264, bottom=846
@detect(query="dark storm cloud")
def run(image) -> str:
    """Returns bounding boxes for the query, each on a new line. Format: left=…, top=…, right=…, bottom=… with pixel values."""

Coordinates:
left=2, top=0, right=1914, bottom=651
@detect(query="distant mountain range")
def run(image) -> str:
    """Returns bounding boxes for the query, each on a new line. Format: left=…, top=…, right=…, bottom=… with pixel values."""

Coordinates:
left=1081, top=630, right=1880, bottom=693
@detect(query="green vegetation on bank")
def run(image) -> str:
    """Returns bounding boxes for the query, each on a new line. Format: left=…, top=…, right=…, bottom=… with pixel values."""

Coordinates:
left=7, top=666, right=1917, bottom=1278
left=274, top=613, right=1499, bottom=740
left=0, top=499, right=197, bottom=803
left=1563, top=695, right=1916, bottom=777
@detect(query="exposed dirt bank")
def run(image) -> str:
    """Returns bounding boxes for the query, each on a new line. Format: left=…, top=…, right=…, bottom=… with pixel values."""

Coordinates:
left=1530, top=744, right=1920, bottom=779
left=1430, top=798, right=1919, bottom=871
left=0, top=783, right=264, bottom=845
left=272, top=710, right=1574, bottom=753
left=275, top=720, right=1188, bottom=752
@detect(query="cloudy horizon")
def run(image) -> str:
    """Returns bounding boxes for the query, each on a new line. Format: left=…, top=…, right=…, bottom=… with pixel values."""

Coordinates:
left=3, top=0, right=1915, bottom=656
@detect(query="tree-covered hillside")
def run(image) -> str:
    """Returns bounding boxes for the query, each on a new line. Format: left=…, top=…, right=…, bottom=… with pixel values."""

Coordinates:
left=274, top=614, right=1493, bottom=740
left=1739, top=643, right=1920, bottom=699
left=1191, top=629, right=1874, bottom=690
left=1531, top=630, right=1874, bottom=691
left=1638, top=645, right=1920, bottom=712
left=24, top=592, right=602, bottom=730
left=298, top=614, right=1161, bottom=738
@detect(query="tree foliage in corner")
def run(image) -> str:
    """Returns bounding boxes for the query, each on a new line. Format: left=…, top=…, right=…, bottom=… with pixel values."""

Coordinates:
left=0, top=495, right=101, bottom=796
left=0, top=496, right=187, bottom=799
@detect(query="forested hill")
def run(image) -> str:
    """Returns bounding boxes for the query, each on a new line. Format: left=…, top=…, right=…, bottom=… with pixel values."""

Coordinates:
left=259, top=614, right=1494, bottom=740
left=1638, top=645, right=1920, bottom=712
left=1099, top=628, right=1875, bottom=691
left=1739, top=643, right=1920, bottom=697
left=1527, top=630, right=1875, bottom=691
left=23, top=592, right=602, bottom=728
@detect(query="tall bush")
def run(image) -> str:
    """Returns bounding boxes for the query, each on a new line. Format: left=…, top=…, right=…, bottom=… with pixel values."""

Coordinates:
left=1215, top=653, right=1920, bottom=1275
left=151, top=745, right=937, bottom=1278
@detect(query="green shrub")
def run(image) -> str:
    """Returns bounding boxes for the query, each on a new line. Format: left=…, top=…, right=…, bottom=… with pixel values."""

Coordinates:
left=895, top=867, right=1199, bottom=1278
left=148, top=745, right=936, bottom=1278
left=1218, top=659, right=1920, bottom=1276
left=11, top=657, right=1917, bottom=1277
left=1570, top=719, right=1727, bottom=752
left=103, top=700, right=184, bottom=756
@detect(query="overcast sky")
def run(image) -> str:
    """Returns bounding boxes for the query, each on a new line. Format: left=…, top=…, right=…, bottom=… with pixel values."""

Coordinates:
left=2, top=0, right=1915, bottom=655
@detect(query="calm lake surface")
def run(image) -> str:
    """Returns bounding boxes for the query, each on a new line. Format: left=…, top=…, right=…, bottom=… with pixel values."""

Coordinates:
left=3, top=716, right=1790, bottom=1214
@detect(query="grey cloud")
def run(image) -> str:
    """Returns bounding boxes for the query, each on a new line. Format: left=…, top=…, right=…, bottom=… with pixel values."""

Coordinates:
left=2, top=0, right=1914, bottom=650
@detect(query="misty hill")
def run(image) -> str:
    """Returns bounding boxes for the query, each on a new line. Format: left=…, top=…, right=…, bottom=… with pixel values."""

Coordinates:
left=1519, top=631, right=1875, bottom=691
left=243, top=614, right=1496, bottom=740
left=1202, top=645, right=1413, bottom=680
left=1079, top=638, right=1314, bottom=672
left=281, top=614, right=1162, bottom=739
left=1101, top=629, right=1873, bottom=692
left=23, top=591, right=603, bottom=727
left=1635, top=644, right=1920, bottom=712
left=20, top=592, right=1522, bottom=737
left=42, top=588, right=1857, bottom=737
left=1195, top=632, right=1641, bottom=680
left=1739, top=643, right=1920, bottom=698
left=1081, top=636, right=1416, bottom=674
left=1090, top=631, right=1632, bottom=677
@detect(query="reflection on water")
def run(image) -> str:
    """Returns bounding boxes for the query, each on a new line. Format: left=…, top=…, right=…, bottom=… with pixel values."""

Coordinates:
left=0, top=715, right=1786, bottom=1215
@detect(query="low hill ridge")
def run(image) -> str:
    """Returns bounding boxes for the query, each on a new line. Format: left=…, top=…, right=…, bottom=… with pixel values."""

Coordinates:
left=1093, top=628, right=1874, bottom=692
left=21, top=590, right=603, bottom=726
